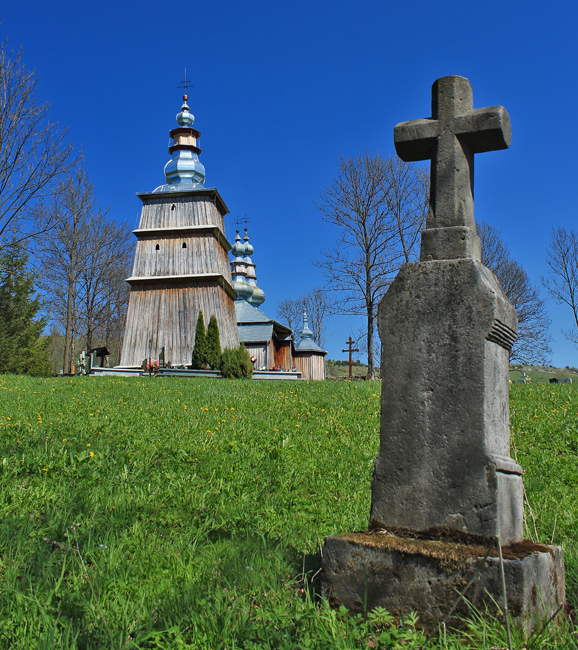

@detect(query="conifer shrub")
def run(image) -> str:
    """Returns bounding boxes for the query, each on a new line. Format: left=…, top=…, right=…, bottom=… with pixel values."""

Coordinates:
left=206, top=315, right=222, bottom=370
left=220, top=344, right=253, bottom=379
left=191, top=311, right=208, bottom=369
left=0, top=241, right=51, bottom=376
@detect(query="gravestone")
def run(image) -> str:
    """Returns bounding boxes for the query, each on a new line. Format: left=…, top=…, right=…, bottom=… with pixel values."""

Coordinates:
left=321, top=76, right=565, bottom=632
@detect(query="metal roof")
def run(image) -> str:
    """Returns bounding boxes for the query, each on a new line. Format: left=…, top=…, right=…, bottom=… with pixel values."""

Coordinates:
left=294, top=337, right=327, bottom=354
left=234, top=299, right=293, bottom=338
left=238, top=323, right=273, bottom=343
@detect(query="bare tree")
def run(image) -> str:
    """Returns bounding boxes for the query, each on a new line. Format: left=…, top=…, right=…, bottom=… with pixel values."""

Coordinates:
left=275, top=298, right=302, bottom=334
left=78, top=215, right=133, bottom=351
left=35, top=168, right=126, bottom=373
left=478, top=221, right=551, bottom=363
left=98, top=256, right=132, bottom=365
left=384, top=156, right=429, bottom=264
left=316, top=151, right=427, bottom=379
left=276, top=288, right=332, bottom=348
left=543, top=227, right=578, bottom=347
left=302, top=288, right=331, bottom=349
left=0, top=40, right=78, bottom=254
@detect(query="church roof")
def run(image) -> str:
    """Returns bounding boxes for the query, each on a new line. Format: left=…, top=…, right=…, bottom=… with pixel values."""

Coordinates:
left=238, top=323, right=273, bottom=343
left=234, top=300, right=292, bottom=339
left=294, top=337, right=327, bottom=354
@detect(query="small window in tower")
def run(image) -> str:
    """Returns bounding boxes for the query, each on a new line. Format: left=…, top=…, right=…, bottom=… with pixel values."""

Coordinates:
left=182, top=242, right=187, bottom=249
left=171, top=204, right=176, bottom=211
left=155, top=244, right=160, bottom=251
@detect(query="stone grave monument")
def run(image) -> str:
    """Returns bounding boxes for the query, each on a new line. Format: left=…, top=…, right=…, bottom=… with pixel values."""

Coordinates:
left=320, top=76, right=565, bottom=631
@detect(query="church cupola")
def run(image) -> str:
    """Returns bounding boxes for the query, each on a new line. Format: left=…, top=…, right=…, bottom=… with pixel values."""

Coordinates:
left=298, top=309, right=314, bottom=341
left=229, top=228, right=265, bottom=306
left=230, top=230, right=254, bottom=302
left=242, top=229, right=265, bottom=306
left=154, top=94, right=206, bottom=193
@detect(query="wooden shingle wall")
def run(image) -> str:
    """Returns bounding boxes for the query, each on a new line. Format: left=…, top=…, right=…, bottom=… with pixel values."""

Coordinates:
left=120, top=192, right=239, bottom=367
left=138, top=195, right=226, bottom=231
left=294, top=353, right=326, bottom=381
left=132, top=233, right=231, bottom=278
left=244, top=344, right=267, bottom=369
left=121, top=281, right=238, bottom=367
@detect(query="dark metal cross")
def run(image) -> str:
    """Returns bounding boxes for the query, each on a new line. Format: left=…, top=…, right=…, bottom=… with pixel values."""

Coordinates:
left=394, top=76, right=510, bottom=234
left=178, top=68, right=193, bottom=99
left=234, top=215, right=250, bottom=231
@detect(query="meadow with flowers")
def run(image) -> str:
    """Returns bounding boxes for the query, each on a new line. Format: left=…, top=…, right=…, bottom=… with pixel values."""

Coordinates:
left=0, top=375, right=577, bottom=648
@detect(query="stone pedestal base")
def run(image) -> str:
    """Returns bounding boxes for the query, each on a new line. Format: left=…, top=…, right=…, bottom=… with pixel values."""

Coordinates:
left=321, top=531, right=565, bottom=635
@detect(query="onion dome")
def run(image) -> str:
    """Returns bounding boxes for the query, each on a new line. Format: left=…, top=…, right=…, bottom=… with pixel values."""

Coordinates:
left=298, top=309, right=314, bottom=340
left=153, top=94, right=206, bottom=193
left=242, top=230, right=265, bottom=306
left=229, top=228, right=265, bottom=305
left=232, top=277, right=255, bottom=301
left=243, top=229, right=254, bottom=258
left=231, top=230, right=246, bottom=260
left=230, top=230, right=254, bottom=301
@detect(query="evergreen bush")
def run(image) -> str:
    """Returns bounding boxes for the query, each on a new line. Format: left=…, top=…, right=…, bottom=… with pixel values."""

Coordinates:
left=206, top=315, right=222, bottom=370
left=191, top=311, right=208, bottom=369
left=220, top=344, right=253, bottom=379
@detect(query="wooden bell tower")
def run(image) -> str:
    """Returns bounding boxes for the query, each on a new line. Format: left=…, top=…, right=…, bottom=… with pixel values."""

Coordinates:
left=119, top=93, right=239, bottom=367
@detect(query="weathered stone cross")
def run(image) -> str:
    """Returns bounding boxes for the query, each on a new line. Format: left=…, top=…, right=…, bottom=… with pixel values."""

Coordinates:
left=394, top=76, right=511, bottom=260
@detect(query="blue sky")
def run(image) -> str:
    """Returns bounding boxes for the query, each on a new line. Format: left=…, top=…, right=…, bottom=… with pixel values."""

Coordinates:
left=2, top=0, right=578, bottom=366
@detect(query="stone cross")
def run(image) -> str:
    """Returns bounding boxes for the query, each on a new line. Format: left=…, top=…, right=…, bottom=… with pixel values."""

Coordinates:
left=394, top=76, right=511, bottom=261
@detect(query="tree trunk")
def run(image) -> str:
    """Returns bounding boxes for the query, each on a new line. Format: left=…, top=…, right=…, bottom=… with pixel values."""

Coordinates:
left=63, top=277, right=74, bottom=374
left=367, top=302, right=374, bottom=380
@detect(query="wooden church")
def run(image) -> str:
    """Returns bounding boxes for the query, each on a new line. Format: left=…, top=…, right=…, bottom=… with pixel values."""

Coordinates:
left=119, top=92, right=326, bottom=379
left=119, top=94, right=239, bottom=367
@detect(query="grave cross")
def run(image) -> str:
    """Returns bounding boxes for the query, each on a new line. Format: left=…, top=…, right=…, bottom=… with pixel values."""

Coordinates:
left=394, top=76, right=510, bottom=245
left=342, top=337, right=359, bottom=379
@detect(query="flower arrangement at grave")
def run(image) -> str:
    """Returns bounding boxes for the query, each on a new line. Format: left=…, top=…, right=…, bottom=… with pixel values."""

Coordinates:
left=146, top=359, right=160, bottom=373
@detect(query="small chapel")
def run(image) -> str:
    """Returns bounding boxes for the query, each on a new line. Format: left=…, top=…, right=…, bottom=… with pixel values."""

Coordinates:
left=119, top=93, right=326, bottom=379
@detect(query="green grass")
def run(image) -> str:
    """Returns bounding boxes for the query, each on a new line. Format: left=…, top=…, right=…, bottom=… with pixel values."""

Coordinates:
left=0, top=376, right=577, bottom=648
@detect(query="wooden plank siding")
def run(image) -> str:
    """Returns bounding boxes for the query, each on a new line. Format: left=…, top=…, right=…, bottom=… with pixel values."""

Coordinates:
left=120, top=281, right=239, bottom=366
left=274, top=341, right=292, bottom=369
left=137, top=195, right=226, bottom=231
left=120, top=191, right=239, bottom=367
left=132, top=232, right=231, bottom=278
left=244, top=344, right=268, bottom=369
left=294, top=354, right=326, bottom=381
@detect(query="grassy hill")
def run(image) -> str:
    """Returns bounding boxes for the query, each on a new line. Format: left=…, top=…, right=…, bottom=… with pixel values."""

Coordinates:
left=325, top=359, right=373, bottom=379
left=0, top=375, right=576, bottom=648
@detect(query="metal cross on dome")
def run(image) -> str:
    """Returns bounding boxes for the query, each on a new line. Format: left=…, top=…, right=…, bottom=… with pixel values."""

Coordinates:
left=394, top=76, right=511, bottom=234
left=178, top=69, right=194, bottom=100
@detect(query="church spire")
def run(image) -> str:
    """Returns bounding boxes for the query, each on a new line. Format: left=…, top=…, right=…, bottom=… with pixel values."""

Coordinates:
left=298, top=308, right=314, bottom=339
left=154, top=92, right=206, bottom=193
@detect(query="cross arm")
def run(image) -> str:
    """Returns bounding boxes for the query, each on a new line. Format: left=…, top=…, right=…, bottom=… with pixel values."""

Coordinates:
left=455, top=106, right=511, bottom=153
left=394, top=118, right=440, bottom=162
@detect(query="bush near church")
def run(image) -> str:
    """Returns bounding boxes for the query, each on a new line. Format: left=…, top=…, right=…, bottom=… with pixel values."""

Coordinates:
left=220, top=344, right=253, bottom=379
left=206, top=315, right=222, bottom=370
left=191, top=311, right=208, bottom=369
